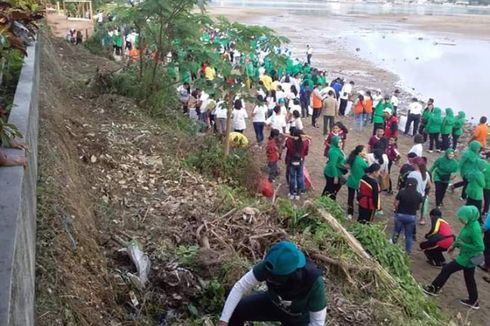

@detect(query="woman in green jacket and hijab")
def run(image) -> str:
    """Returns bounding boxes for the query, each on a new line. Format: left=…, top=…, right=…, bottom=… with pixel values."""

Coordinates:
left=424, top=205, right=484, bottom=310
left=426, top=107, right=442, bottom=152
left=322, top=136, right=346, bottom=200
left=451, top=140, right=483, bottom=200
left=440, top=108, right=455, bottom=150
left=452, top=111, right=466, bottom=150
left=465, top=160, right=486, bottom=217
left=346, top=145, right=369, bottom=219
left=430, top=149, right=458, bottom=208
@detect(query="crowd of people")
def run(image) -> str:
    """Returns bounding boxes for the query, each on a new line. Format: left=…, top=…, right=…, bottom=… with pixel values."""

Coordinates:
left=90, top=14, right=490, bottom=323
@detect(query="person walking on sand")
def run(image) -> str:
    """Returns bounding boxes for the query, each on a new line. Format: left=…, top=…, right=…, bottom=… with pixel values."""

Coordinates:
left=420, top=208, right=455, bottom=267
left=426, top=107, right=443, bottom=153
left=419, top=98, right=434, bottom=143
left=384, top=108, right=399, bottom=139
left=363, top=91, right=374, bottom=126
left=408, top=157, right=432, bottom=225
left=440, top=108, right=455, bottom=151
left=252, top=95, right=268, bottom=146
left=404, top=98, right=423, bottom=136
left=352, top=94, right=366, bottom=131
left=346, top=145, right=369, bottom=220
left=322, top=136, right=346, bottom=200
left=266, top=129, right=280, bottom=182
left=392, top=178, right=423, bottom=254
left=430, top=149, right=458, bottom=208
left=452, top=111, right=466, bottom=151
left=465, top=162, right=486, bottom=217
left=483, top=152, right=490, bottom=216
left=339, top=81, right=354, bottom=116
left=232, top=99, right=248, bottom=133
left=357, top=163, right=382, bottom=224
left=217, top=240, right=327, bottom=326
left=423, top=205, right=484, bottom=310
left=408, top=134, right=425, bottom=157
left=322, top=90, right=337, bottom=136
left=310, top=84, right=323, bottom=128
left=391, top=89, right=400, bottom=116
left=306, top=44, right=313, bottom=65
left=451, top=141, right=483, bottom=201
left=368, top=128, right=388, bottom=153
left=285, top=129, right=310, bottom=200
left=372, top=95, right=393, bottom=135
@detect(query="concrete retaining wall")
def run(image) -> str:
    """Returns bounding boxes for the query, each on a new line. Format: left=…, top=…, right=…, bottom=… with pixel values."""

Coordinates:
left=0, top=39, right=40, bottom=326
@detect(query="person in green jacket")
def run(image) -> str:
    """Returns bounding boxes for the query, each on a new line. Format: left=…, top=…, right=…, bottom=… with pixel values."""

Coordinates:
left=440, top=108, right=455, bottom=150
left=346, top=145, right=369, bottom=219
left=426, top=107, right=442, bottom=152
left=430, top=149, right=458, bottom=207
left=451, top=140, right=482, bottom=200
left=372, top=95, right=393, bottom=135
left=424, top=205, right=484, bottom=309
left=465, top=161, right=486, bottom=216
left=452, top=111, right=466, bottom=150
left=483, top=153, right=490, bottom=216
left=322, top=136, right=346, bottom=201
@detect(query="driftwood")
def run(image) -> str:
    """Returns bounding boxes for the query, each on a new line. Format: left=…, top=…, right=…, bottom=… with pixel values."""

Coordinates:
left=317, top=209, right=398, bottom=288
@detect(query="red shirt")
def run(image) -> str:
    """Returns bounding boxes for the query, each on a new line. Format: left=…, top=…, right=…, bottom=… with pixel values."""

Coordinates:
left=266, top=138, right=280, bottom=162
left=285, top=138, right=310, bottom=163
left=385, top=115, right=399, bottom=138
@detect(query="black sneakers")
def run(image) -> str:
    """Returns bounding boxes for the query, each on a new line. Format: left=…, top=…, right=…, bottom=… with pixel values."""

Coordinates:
left=460, top=299, right=480, bottom=310
left=423, top=285, right=440, bottom=297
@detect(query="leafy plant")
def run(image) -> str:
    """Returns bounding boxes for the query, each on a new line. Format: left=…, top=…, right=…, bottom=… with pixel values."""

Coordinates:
left=0, top=117, right=22, bottom=145
left=315, top=196, right=346, bottom=221
left=175, top=244, right=199, bottom=267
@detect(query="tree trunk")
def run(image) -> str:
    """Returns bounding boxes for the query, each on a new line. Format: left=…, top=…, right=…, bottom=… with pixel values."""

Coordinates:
left=223, top=94, right=235, bottom=157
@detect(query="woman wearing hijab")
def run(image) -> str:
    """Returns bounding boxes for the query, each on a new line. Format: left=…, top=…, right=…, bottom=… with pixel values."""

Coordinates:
left=346, top=145, right=369, bottom=220
left=440, top=108, right=455, bottom=151
left=322, top=136, right=346, bottom=200
left=430, top=149, right=458, bottom=208
left=452, top=111, right=466, bottom=150
left=218, top=240, right=327, bottom=326
left=426, top=107, right=442, bottom=153
left=357, top=163, right=381, bottom=223
left=424, top=205, right=484, bottom=310
left=392, top=177, right=423, bottom=253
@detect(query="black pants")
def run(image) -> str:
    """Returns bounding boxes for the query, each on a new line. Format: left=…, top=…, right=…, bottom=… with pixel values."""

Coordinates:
left=373, top=122, right=384, bottom=135
left=431, top=260, right=478, bottom=304
left=347, top=186, right=356, bottom=216
left=453, top=177, right=468, bottom=199
left=358, top=207, right=374, bottom=224
left=311, top=109, right=321, bottom=127
left=339, top=99, right=348, bottom=116
left=322, top=176, right=342, bottom=200
left=441, top=133, right=450, bottom=150
left=484, top=231, right=490, bottom=267
left=307, top=54, right=312, bottom=65
left=483, top=188, right=490, bottom=215
left=419, top=124, right=427, bottom=142
left=301, top=102, right=309, bottom=118
left=452, top=133, right=460, bottom=150
left=323, top=115, right=335, bottom=135
left=405, top=114, right=421, bottom=135
left=229, top=292, right=307, bottom=326
left=422, top=246, right=447, bottom=265
left=435, top=181, right=449, bottom=207
left=429, top=132, right=440, bottom=151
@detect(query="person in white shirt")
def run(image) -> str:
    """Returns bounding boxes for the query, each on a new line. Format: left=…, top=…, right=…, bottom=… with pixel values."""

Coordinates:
left=404, top=98, right=423, bottom=136
left=289, top=110, right=304, bottom=132
left=339, top=81, right=354, bottom=116
left=367, top=149, right=389, bottom=175
left=373, top=90, right=383, bottom=109
left=407, top=157, right=432, bottom=224
left=391, top=89, right=400, bottom=115
left=232, top=99, right=248, bottom=133
left=306, top=44, right=313, bottom=64
left=275, top=85, right=285, bottom=103
left=266, top=106, right=287, bottom=134
left=252, top=95, right=268, bottom=145
left=215, top=101, right=228, bottom=135
left=408, top=134, right=425, bottom=157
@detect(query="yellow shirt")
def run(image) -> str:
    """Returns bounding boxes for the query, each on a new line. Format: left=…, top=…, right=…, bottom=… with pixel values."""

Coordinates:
left=229, top=132, right=249, bottom=148
left=260, top=75, right=273, bottom=91
left=204, top=66, right=216, bottom=81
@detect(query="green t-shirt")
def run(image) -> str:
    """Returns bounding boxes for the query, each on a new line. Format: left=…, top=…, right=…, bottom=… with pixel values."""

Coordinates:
left=253, top=261, right=327, bottom=323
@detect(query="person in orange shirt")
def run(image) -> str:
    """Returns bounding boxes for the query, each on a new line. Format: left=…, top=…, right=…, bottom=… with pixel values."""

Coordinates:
left=472, top=116, right=488, bottom=149
left=128, top=47, right=140, bottom=62
left=363, top=90, right=374, bottom=126
left=310, top=84, right=323, bottom=128
left=353, top=94, right=365, bottom=131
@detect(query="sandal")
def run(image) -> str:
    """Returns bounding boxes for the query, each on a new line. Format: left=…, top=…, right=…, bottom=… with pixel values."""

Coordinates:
left=483, top=276, right=490, bottom=284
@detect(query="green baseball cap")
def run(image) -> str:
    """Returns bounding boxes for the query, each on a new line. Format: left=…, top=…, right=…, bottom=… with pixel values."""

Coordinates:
left=264, top=240, right=306, bottom=276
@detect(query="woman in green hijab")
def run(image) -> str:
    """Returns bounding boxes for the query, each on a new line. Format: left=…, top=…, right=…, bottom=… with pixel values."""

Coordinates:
left=440, top=108, right=454, bottom=150
left=426, top=107, right=442, bottom=152
left=452, top=111, right=466, bottom=151
left=430, top=149, right=458, bottom=207
left=322, top=136, right=346, bottom=200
